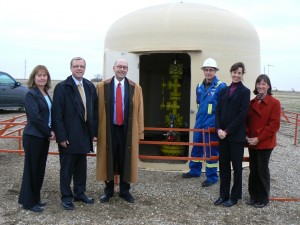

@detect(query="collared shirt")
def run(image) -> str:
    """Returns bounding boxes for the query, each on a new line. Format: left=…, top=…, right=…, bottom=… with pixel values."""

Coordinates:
left=44, top=95, right=52, bottom=128
left=114, top=78, right=125, bottom=125
left=72, top=75, right=86, bottom=103
left=203, top=79, right=212, bottom=90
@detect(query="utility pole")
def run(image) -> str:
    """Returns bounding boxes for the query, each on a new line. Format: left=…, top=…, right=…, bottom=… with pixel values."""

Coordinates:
left=24, top=59, right=27, bottom=79
left=267, top=64, right=273, bottom=76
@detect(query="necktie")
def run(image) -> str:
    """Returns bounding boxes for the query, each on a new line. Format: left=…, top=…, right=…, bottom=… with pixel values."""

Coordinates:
left=78, top=83, right=87, bottom=121
left=116, top=83, right=123, bottom=125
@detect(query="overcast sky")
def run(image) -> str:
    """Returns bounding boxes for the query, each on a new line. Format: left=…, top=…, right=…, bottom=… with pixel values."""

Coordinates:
left=1, top=0, right=299, bottom=91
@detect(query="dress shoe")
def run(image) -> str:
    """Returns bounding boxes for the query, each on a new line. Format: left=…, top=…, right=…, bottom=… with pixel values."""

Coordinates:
left=182, top=172, right=199, bottom=178
left=37, top=201, right=47, bottom=207
left=246, top=199, right=256, bottom=205
left=119, top=192, right=134, bottom=203
left=222, top=199, right=237, bottom=207
left=254, top=202, right=267, bottom=208
left=100, top=194, right=113, bottom=203
left=201, top=180, right=216, bottom=187
left=214, top=197, right=228, bottom=206
left=74, top=195, right=94, bottom=204
left=23, top=204, right=44, bottom=212
left=61, top=201, right=74, bottom=210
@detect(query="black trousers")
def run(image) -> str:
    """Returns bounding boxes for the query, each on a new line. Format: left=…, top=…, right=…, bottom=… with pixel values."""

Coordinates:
left=248, top=148, right=272, bottom=204
left=19, top=134, right=49, bottom=208
left=105, top=125, right=130, bottom=195
left=219, top=140, right=244, bottom=201
left=59, top=153, right=87, bottom=202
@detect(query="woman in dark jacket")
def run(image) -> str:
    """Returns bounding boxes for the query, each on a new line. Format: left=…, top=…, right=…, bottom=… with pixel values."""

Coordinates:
left=18, top=65, right=55, bottom=212
left=214, top=62, right=250, bottom=207
left=246, top=74, right=281, bottom=208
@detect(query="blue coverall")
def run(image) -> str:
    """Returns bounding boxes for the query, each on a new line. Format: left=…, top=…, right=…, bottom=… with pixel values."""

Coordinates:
left=189, top=76, right=226, bottom=183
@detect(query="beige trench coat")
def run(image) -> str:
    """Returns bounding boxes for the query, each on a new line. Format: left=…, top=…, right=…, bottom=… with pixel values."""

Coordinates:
left=96, top=77, right=144, bottom=183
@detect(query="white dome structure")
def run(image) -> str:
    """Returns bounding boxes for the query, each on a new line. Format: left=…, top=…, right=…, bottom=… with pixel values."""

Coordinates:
left=103, top=3, right=260, bottom=171
left=105, top=3, right=259, bottom=60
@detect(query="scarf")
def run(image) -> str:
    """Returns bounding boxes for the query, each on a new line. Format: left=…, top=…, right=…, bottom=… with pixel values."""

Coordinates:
left=257, top=92, right=267, bottom=100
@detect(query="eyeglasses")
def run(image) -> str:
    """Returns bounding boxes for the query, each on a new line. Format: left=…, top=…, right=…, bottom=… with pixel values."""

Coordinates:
left=115, top=65, right=128, bottom=70
left=72, top=65, right=86, bottom=69
left=203, top=68, right=216, bottom=72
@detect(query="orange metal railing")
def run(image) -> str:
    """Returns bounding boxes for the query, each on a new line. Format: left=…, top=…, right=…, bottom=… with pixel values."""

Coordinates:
left=1, top=113, right=300, bottom=202
left=0, top=114, right=26, bottom=152
left=281, top=110, right=300, bottom=145
left=139, top=127, right=232, bottom=161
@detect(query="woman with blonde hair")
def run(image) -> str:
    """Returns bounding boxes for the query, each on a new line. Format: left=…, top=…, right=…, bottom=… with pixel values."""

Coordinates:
left=19, top=65, right=55, bottom=212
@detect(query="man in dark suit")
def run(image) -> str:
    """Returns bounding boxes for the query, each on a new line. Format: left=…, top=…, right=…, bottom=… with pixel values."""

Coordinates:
left=52, top=57, right=98, bottom=210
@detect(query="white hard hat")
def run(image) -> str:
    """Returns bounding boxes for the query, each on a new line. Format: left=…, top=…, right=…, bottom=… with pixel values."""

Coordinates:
left=201, top=58, right=219, bottom=71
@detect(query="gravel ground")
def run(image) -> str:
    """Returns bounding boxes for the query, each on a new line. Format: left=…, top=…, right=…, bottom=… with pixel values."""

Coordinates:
left=0, top=112, right=300, bottom=225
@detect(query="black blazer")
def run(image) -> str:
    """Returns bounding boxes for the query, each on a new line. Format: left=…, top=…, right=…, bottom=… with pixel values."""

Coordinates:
left=215, top=82, right=250, bottom=142
left=52, top=75, right=98, bottom=153
left=23, top=87, right=52, bottom=138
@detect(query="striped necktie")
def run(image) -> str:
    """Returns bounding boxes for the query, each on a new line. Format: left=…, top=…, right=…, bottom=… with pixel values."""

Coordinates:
left=78, top=83, right=87, bottom=121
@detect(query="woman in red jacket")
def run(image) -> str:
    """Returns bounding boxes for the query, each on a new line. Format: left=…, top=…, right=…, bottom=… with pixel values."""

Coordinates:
left=246, top=74, right=281, bottom=208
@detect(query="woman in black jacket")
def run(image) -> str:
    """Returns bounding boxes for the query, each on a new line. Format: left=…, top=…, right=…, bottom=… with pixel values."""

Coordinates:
left=18, top=65, right=55, bottom=212
left=214, top=62, right=250, bottom=207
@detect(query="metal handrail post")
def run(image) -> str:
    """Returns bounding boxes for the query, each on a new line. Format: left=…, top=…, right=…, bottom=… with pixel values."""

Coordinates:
left=294, top=113, right=299, bottom=145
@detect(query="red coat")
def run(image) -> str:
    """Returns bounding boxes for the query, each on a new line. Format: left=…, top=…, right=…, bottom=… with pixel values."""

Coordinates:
left=246, top=95, right=281, bottom=150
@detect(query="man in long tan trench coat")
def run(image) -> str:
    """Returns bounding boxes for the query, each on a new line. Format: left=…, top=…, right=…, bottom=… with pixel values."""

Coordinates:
left=96, top=59, right=144, bottom=203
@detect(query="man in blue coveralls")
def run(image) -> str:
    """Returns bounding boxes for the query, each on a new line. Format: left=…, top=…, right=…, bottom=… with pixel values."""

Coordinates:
left=183, top=58, right=226, bottom=187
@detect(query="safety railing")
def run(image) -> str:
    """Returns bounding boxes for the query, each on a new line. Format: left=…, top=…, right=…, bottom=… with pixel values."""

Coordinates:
left=1, top=113, right=299, bottom=202
left=281, top=110, right=300, bottom=145
left=0, top=113, right=96, bottom=156
left=139, top=127, right=248, bottom=161
left=0, top=114, right=26, bottom=152
left=0, top=116, right=227, bottom=161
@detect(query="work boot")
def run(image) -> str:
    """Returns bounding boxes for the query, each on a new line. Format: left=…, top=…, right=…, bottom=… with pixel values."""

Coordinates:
left=201, top=180, right=216, bottom=187
left=182, top=172, right=199, bottom=178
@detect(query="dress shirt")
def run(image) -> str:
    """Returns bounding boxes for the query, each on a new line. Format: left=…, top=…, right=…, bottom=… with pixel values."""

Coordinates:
left=72, top=76, right=86, bottom=103
left=114, top=78, right=124, bottom=125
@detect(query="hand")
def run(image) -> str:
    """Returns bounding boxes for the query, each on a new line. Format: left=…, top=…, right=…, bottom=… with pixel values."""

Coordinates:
left=217, top=129, right=227, bottom=139
left=247, top=137, right=259, bottom=146
left=49, top=131, right=56, bottom=141
left=60, top=140, right=69, bottom=148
